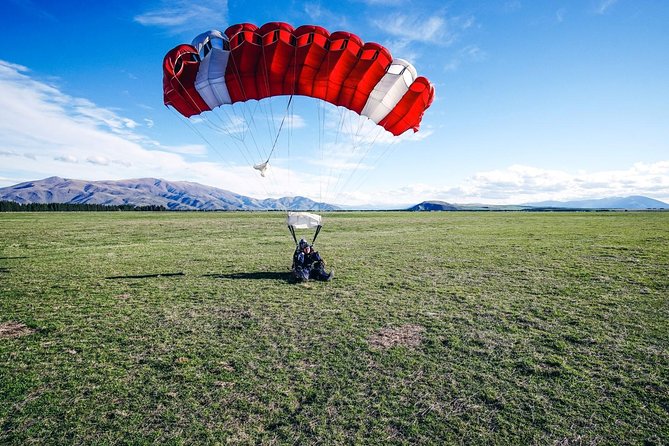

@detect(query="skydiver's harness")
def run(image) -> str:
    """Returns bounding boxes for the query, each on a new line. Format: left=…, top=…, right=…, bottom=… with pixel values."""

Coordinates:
left=288, top=224, right=321, bottom=248
left=292, top=248, right=326, bottom=271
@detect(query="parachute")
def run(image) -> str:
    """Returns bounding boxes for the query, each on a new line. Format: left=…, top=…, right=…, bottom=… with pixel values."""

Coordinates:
left=164, top=22, right=434, bottom=135
left=287, top=211, right=323, bottom=245
left=162, top=22, right=435, bottom=208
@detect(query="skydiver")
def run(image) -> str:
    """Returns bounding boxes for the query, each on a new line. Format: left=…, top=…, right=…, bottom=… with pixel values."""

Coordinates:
left=292, top=239, right=334, bottom=282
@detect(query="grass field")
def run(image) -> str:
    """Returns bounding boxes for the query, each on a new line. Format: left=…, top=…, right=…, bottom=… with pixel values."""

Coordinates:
left=1, top=211, right=668, bottom=445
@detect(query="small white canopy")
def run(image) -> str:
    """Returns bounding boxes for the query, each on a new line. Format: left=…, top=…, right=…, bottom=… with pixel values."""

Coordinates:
left=253, top=161, right=269, bottom=177
left=287, top=212, right=322, bottom=229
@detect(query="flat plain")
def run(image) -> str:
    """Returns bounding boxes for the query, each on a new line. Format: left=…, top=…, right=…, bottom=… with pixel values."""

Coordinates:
left=1, top=211, right=668, bottom=444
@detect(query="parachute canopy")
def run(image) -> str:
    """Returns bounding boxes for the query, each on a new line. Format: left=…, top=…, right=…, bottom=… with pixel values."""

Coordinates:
left=163, top=22, right=435, bottom=136
left=287, top=211, right=322, bottom=229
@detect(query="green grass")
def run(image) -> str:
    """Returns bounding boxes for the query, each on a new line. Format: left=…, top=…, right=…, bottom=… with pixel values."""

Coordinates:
left=1, top=211, right=668, bottom=445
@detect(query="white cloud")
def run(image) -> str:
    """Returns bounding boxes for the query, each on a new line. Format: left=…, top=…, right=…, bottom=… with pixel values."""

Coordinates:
left=302, top=3, right=350, bottom=29
left=71, top=98, right=139, bottom=132
left=54, top=154, right=78, bottom=163
left=445, top=45, right=487, bottom=72
left=160, top=144, right=208, bottom=155
left=283, top=114, right=306, bottom=130
left=134, top=0, right=228, bottom=32
left=7, top=0, right=56, bottom=21
left=371, top=12, right=474, bottom=47
left=556, top=8, right=566, bottom=23
left=86, top=156, right=110, bottom=166
left=356, top=0, right=403, bottom=5
left=364, top=162, right=669, bottom=206
left=595, top=0, right=618, bottom=14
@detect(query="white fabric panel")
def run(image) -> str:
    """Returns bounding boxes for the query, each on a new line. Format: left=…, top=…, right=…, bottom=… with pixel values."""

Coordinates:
left=360, top=59, right=418, bottom=124
left=192, top=31, right=232, bottom=109
left=287, top=212, right=323, bottom=229
left=253, top=161, right=269, bottom=177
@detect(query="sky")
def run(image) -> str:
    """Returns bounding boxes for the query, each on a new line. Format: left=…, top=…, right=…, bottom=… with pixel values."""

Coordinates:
left=1, top=0, right=668, bottom=206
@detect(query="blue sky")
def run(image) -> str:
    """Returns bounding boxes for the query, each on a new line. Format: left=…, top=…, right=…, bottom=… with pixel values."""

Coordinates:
left=1, top=0, right=668, bottom=205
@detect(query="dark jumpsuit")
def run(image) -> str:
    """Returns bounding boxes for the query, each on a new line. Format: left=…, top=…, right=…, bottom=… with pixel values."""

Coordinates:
left=293, top=248, right=329, bottom=281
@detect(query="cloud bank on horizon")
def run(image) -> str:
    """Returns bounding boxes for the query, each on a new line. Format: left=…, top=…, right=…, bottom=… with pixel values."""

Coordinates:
left=0, top=0, right=668, bottom=205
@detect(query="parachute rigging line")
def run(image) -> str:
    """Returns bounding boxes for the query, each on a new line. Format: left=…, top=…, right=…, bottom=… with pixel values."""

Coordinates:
left=264, top=94, right=294, bottom=165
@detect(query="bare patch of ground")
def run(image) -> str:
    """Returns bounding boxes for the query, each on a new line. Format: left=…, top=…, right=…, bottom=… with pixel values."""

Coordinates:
left=0, top=322, right=36, bottom=339
left=368, top=324, right=424, bottom=349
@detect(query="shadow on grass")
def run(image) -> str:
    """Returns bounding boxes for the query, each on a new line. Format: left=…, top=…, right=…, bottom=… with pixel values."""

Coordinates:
left=203, top=271, right=293, bottom=282
left=105, top=272, right=185, bottom=280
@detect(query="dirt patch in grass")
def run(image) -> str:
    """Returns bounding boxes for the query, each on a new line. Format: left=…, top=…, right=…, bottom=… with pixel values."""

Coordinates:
left=0, top=322, right=36, bottom=339
left=369, top=324, right=424, bottom=349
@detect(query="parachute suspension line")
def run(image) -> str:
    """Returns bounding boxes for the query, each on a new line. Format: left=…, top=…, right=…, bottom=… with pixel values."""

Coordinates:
left=288, top=96, right=293, bottom=203
left=348, top=134, right=398, bottom=197
left=333, top=123, right=390, bottom=201
left=259, top=43, right=279, bottom=149
left=331, top=113, right=379, bottom=200
left=318, top=104, right=325, bottom=208
left=331, top=123, right=381, bottom=199
left=264, top=94, right=293, bottom=165
left=166, top=106, right=275, bottom=200
left=167, top=107, right=232, bottom=167
left=323, top=106, right=356, bottom=206
left=319, top=105, right=340, bottom=207
left=312, top=225, right=322, bottom=245
left=321, top=106, right=350, bottom=205
left=272, top=95, right=295, bottom=213
left=326, top=113, right=374, bottom=204
left=288, top=225, right=298, bottom=245
left=225, top=51, right=269, bottom=164
left=167, top=74, right=277, bottom=199
left=170, top=73, right=260, bottom=167
left=317, top=99, right=328, bottom=211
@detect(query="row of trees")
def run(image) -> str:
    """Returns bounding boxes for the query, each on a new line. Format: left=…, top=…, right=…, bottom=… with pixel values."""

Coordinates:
left=0, top=201, right=167, bottom=212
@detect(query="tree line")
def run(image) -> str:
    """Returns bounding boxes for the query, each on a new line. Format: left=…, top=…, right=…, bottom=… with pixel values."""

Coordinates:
left=0, top=201, right=167, bottom=212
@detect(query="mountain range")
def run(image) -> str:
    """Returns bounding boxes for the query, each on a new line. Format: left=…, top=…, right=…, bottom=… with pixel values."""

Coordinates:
left=1, top=177, right=667, bottom=211
left=410, top=196, right=669, bottom=211
left=0, top=177, right=337, bottom=211
left=523, top=196, right=669, bottom=209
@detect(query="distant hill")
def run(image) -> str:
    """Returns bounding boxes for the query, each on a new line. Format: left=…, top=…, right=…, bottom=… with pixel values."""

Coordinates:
left=525, top=196, right=669, bottom=210
left=407, top=196, right=669, bottom=212
left=407, top=201, right=531, bottom=211
left=408, top=201, right=459, bottom=211
left=0, top=177, right=338, bottom=211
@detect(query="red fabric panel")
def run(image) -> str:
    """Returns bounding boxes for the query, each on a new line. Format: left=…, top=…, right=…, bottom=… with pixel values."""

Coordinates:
left=224, top=23, right=262, bottom=101
left=284, top=25, right=330, bottom=96
left=378, top=77, right=435, bottom=135
left=256, top=22, right=296, bottom=98
left=338, top=43, right=392, bottom=113
left=312, top=32, right=363, bottom=104
left=162, top=44, right=210, bottom=117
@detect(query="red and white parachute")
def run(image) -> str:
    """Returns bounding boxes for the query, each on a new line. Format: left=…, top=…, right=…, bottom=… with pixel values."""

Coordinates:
left=162, top=22, right=435, bottom=205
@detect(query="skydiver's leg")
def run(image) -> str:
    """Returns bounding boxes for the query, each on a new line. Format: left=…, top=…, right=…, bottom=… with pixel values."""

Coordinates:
left=293, top=267, right=309, bottom=282
left=310, top=263, right=332, bottom=281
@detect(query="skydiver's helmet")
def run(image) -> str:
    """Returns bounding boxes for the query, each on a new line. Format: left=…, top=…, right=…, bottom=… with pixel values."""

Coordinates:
left=298, top=239, right=309, bottom=250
